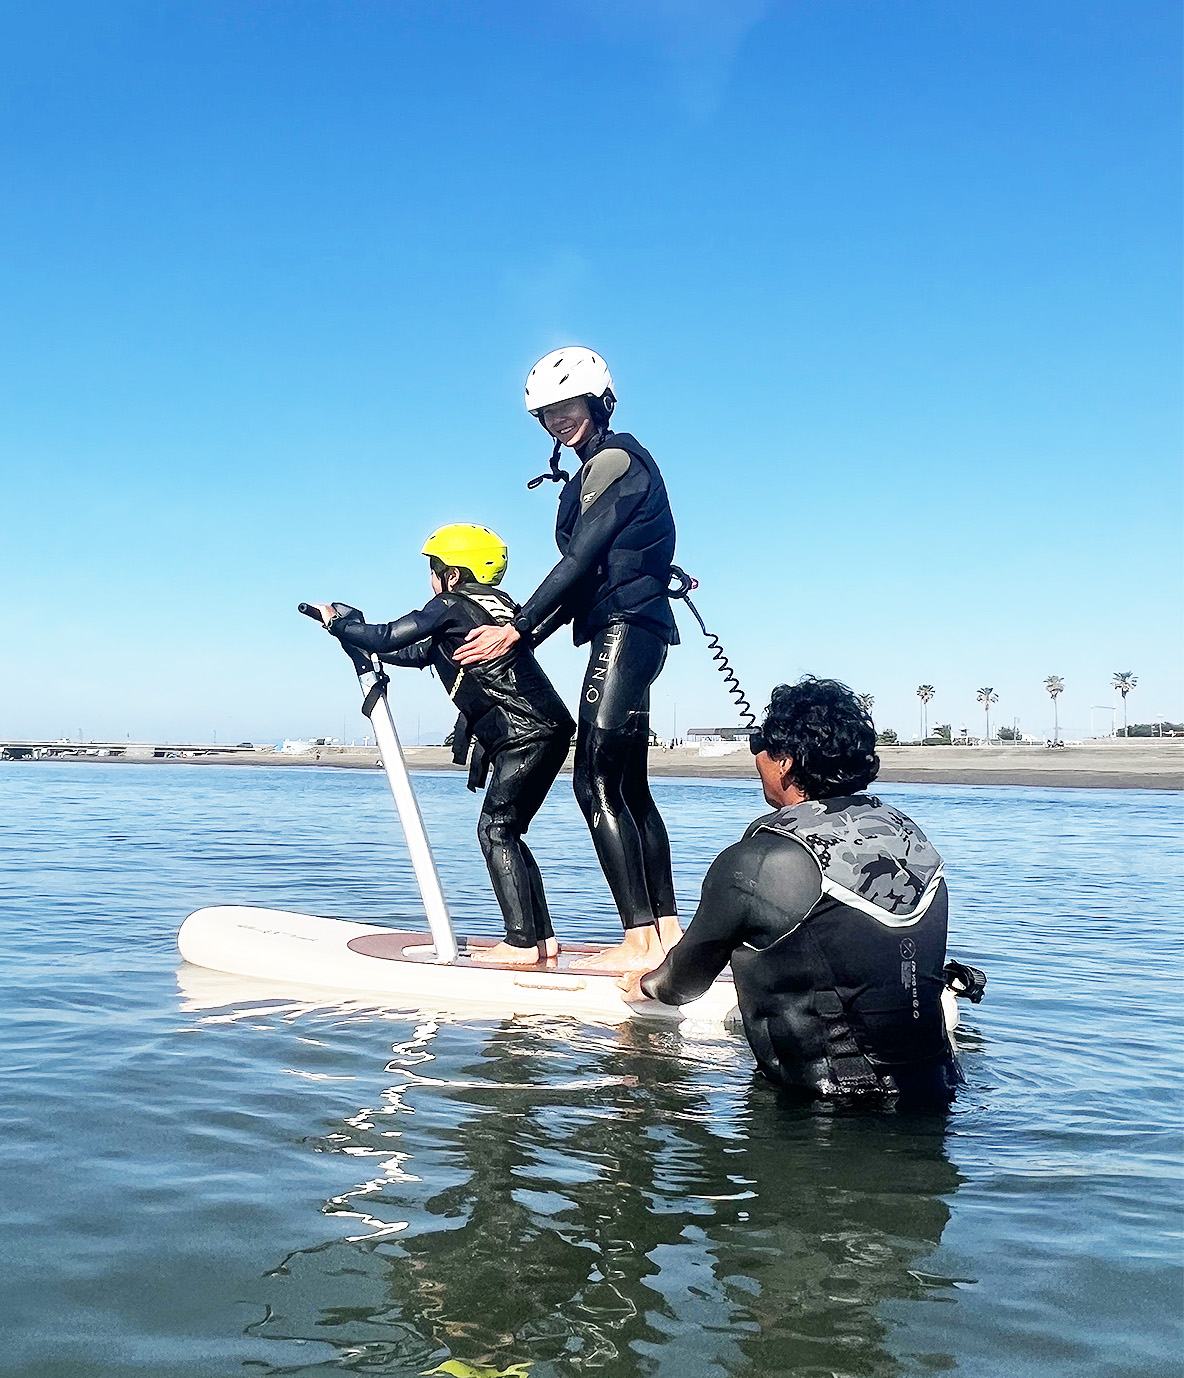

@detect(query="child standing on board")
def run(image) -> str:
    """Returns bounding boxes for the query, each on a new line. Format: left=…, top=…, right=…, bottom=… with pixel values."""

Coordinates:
left=312, top=524, right=575, bottom=966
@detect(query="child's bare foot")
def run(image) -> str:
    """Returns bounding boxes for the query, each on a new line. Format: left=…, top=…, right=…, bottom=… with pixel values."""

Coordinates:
left=470, top=941, right=547, bottom=967
left=657, top=915, right=683, bottom=951
left=571, top=924, right=665, bottom=972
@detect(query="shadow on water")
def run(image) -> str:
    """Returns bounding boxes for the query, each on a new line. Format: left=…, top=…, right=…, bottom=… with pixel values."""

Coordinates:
left=248, top=1017, right=964, bottom=1378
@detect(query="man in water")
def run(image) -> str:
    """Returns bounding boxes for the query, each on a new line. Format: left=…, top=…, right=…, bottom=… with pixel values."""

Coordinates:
left=620, top=677, right=965, bottom=1106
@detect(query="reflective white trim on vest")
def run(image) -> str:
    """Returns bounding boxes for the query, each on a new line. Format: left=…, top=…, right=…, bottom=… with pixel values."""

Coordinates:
left=454, top=589, right=515, bottom=624
left=817, top=866, right=945, bottom=928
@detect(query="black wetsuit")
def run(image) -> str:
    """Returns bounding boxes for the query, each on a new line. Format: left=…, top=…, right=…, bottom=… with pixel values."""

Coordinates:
left=328, top=587, right=575, bottom=948
left=641, top=795, right=962, bottom=1105
left=512, top=431, right=679, bottom=930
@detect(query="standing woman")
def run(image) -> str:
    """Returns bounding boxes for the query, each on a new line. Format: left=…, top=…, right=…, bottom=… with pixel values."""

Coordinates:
left=453, top=348, right=682, bottom=971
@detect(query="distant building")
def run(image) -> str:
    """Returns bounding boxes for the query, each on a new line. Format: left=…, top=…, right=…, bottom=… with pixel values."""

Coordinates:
left=686, top=726, right=757, bottom=742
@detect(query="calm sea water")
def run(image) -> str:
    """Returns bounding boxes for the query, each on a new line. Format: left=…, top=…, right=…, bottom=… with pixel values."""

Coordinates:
left=1, top=763, right=1180, bottom=1378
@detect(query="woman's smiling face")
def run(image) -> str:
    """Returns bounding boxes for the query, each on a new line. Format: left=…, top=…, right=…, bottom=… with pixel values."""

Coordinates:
left=540, top=396, right=595, bottom=449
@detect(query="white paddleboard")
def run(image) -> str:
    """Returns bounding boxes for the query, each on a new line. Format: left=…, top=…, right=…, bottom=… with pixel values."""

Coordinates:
left=178, top=906, right=743, bottom=1028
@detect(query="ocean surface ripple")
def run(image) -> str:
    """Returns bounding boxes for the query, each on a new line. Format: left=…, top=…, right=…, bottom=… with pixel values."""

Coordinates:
left=0, top=764, right=1180, bottom=1377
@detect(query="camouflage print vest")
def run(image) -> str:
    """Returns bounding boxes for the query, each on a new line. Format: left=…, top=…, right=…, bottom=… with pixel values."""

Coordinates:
left=756, top=794, right=945, bottom=925
left=729, top=795, right=955, bottom=1099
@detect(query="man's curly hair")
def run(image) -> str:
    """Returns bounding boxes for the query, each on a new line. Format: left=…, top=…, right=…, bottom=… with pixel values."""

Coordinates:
left=755, top=677, right=879, bottom=799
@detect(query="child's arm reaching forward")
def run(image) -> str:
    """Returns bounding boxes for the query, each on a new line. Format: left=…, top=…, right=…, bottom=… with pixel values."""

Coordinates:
left=312, top=603, right=440, bottom=666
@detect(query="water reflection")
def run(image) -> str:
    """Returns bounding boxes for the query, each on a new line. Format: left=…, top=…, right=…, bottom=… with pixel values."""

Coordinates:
left=251, top=1018, right=964, bottom=1377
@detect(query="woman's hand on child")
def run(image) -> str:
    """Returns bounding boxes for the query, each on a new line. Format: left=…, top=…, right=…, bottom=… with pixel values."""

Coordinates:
left=453, top=624, right=521, bottom=665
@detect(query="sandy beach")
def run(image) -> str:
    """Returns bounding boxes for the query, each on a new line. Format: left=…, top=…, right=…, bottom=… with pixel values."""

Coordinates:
left=18, top=737, right=1178, bottom=789
left=398, top=739, right=1184, bottom=790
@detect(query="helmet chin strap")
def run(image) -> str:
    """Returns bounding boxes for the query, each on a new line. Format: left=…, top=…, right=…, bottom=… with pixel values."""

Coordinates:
left=527, top=437, right=571, bottom=490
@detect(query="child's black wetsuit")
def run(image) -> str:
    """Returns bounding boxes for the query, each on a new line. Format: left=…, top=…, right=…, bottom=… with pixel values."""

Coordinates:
left=511, top=431, right=679, bottom=931
left=327, top=586, right=574, bottom=949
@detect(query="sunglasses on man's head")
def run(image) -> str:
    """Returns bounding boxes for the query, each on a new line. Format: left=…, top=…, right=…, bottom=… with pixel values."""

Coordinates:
left=748, top=731, right=766, bottom=756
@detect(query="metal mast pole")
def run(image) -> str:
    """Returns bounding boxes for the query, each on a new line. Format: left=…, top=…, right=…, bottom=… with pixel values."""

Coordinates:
left=300, top=605, right=458, bottom=963
left=362, top=668, right=458, bottom=963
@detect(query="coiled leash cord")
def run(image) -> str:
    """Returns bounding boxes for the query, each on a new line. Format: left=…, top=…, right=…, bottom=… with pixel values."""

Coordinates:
left=667, top=566, right=757, bottom=729
left=517, top=457, right=757, bottom=724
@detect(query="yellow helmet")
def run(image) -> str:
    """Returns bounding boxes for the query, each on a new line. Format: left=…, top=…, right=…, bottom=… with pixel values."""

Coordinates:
left=421, top=523, right=508, bottom=586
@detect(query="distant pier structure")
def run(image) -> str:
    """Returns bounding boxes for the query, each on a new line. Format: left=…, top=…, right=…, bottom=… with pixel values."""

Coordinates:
left=0, top=739, right=265, bottom=761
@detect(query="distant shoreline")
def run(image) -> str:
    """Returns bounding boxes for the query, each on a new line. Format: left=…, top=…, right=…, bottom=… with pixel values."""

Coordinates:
left=6, top=740, right=1181, bottom=791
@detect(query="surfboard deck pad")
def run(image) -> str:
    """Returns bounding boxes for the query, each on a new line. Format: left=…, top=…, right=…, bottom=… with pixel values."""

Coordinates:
left=344, top=929, right=729, bottom=982
left=178, top=906, right=740, bottom=1026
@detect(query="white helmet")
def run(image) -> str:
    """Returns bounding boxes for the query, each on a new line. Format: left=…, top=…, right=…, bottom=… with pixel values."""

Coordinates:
left=524, top=347, right=614, bottom=416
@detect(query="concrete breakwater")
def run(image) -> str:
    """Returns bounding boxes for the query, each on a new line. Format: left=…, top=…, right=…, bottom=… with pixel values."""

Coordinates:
left=0, top=739, right=262, bottom=761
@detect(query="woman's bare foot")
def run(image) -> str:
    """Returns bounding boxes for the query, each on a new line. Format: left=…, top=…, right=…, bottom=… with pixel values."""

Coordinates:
left=571, top=924, right=665, bottom=972
left=657, top=915, right=683, bottom=951
left=470, top=940, right=547, bottom=967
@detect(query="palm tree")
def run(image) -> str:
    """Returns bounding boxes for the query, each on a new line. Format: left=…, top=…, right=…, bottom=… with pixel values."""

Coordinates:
left=1044, top=675, right=1064, bottom=743
left=857, top=693, right=874, bottom=717
left=916, top=684, right=935, bottom=741
left=1112, top=672, right=1137, bottom=737
left=976, top=687, right=998, bottom=742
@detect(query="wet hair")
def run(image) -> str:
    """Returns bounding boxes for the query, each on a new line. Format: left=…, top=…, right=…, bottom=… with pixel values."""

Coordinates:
left=429, top=556, right=476, bottom=586
left=754, top=676, right=879, bottom=798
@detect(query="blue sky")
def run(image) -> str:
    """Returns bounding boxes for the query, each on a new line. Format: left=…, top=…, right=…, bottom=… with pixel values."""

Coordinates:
left=2, top=0, right=1179, bottom=745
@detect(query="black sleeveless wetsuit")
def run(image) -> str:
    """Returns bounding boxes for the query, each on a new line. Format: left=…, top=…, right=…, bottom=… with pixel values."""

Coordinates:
left=513, top=432, right=679, bottom=930
left=329, top=586, right=574, bottom=948
left=641, top=795, right=962, bottom=1106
